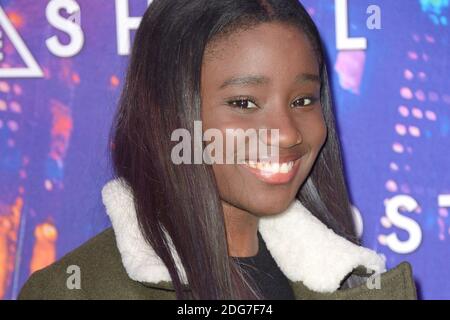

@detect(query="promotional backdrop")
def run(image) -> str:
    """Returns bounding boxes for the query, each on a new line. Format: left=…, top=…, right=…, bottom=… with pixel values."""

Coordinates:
left=0, top=0, right=449, bottom=299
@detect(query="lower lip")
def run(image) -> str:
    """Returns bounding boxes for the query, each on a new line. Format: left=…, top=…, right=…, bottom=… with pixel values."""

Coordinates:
left=239, top=158, right=302, bottom=185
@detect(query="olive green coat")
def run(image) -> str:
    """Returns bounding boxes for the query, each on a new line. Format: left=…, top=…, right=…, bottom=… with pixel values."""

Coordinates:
left=18, top=179, right=417, bottom=300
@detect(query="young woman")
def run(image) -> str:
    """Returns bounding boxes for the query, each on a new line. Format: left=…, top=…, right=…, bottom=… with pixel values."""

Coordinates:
left=19, top=0, right=417, bottom=300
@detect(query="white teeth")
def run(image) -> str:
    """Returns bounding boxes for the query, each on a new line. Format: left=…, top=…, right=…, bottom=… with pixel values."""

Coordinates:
left=271, top=163, right=280, bottom=173
left=245, top=160, right=295, bottom=174
left=287, top=161, right=294, bottom=170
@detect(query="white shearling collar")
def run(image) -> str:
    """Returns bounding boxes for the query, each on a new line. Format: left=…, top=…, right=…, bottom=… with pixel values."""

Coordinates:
left=101, top=178, right=386, bottom=293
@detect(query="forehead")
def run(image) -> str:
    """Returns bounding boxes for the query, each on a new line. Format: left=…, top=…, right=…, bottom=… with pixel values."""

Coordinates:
left=202, top=22, right=319, bottom=82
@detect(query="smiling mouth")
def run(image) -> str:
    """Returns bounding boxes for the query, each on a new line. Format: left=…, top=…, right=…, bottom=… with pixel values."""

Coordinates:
left=240, top=158, right=302, bottom=185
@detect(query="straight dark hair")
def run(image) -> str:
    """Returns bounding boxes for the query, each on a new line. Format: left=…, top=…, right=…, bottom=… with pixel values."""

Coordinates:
left=110, top=0, right=358, bottom=299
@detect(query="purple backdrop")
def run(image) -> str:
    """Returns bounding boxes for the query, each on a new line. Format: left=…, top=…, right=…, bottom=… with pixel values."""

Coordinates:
left=0, top=0, right=449, bottom=300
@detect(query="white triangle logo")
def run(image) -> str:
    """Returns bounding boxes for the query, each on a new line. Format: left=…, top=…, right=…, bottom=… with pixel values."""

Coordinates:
left=0, top=6, right=43, bottom=78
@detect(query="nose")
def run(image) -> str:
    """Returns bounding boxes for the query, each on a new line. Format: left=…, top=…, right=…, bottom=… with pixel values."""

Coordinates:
left=260, top=108, right=302, bottom=149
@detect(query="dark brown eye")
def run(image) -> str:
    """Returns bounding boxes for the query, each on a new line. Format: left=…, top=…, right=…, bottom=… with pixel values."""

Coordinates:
left=292, top=97, right=317, bottom=108
left=227, top=98, right=258, bottom=109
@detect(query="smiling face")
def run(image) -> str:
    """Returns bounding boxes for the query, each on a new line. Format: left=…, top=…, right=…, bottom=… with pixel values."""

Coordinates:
left=201, top=22, right=327, bottom=215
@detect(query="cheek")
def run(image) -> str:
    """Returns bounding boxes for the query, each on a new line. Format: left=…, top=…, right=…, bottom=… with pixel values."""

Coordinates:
left=297, top=107, right=327, bottom=151
left=211, top=164, right=233, bottom=197
left=317, top=112, right=328, bottom=150
left=314, top=116, right=327, bottom=151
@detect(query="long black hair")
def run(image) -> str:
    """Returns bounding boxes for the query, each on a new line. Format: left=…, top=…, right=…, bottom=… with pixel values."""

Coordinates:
left=110, top=0, right=357, bottom=299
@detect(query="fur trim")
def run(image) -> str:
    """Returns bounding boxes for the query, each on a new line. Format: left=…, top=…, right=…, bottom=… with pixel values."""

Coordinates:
left=101, top=178, right=386, bottom=293
left=258, top=201, right=386, bottom=292
left=101, top=178, right=187, bottom=284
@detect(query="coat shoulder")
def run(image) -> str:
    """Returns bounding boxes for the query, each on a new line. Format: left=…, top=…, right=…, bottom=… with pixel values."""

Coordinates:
left=340, top=261, right=417, bottom=300
left=290, top=261, right=417, bottom=300
left=18, top=228, right=116, bottom=299
left=18, top=227, right=172, bottom=300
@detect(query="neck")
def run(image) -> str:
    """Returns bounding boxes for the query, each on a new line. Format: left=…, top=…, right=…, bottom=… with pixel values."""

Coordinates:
left=222, top=201, right=259, bottom=258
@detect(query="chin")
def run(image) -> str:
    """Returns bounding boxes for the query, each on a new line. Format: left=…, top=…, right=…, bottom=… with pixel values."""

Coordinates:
left=232, top=190, right=298, bottom=217
left=252, top=200, right=296, bottom=217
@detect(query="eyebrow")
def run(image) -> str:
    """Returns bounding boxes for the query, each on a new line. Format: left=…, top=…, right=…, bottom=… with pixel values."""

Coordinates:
left=219, top=73, right=320, bottom=90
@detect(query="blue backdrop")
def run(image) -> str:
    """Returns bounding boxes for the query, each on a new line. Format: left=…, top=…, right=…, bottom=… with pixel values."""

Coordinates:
left=0, top=0, right=449, bottom=300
